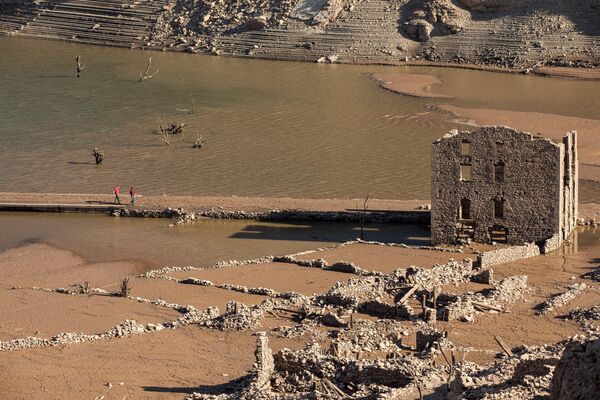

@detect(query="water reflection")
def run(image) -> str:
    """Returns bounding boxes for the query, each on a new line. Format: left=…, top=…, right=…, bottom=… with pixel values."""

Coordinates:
left=0, top=213, right=430, bottom=266
left=228, top=221, right=430, bottom=245
left=556, top=226, right=600, bottom=256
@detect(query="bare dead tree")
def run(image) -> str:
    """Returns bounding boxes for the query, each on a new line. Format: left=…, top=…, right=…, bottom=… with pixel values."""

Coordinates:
left=118, top=277, right=132, bottom=297
left=139, top=57, right=159, bottom=82
left=75, top=54, right=86, bottom=77
left=71, top=281, right=91, bottom=294
left=153, top=119, right=186, bottom=146
left=92, top=147, right=104, bottom=164
left=192, top=130, right=205, bottom=148
left=359, top=195, right=370, bottom=240
left=189, top=94, right=196, bottom=115
left=158, top=129, right=170, bottom=146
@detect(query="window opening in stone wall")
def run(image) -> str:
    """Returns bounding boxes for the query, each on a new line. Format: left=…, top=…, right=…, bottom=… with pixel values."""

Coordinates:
left=494, top=198, right=505, bottom=219
left=460, top=198, right=471, bottom=220
left=461, top=140, right=471, bottom=156
left=460, top=164, right=472, bottom=181
left=494, top=162, right=505, bottom=183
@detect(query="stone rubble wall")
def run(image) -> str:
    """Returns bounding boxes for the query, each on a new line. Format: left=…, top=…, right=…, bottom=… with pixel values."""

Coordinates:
left=477, top=242, right=541, bottom=268
left=541, top=233, right=562, bottom=254
left=536, top=283, right=586, bottom=315
left=116, top=207, right=430, bottom=224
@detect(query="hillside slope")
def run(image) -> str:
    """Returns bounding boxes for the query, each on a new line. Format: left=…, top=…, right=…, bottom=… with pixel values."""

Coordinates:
left=1, top=0, right=599, bottom=68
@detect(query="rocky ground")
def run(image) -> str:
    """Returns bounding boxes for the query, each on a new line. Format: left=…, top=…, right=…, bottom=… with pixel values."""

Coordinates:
left=0, top=0, right=599, bottom=68
left=2, top=223, right=600, bottom=399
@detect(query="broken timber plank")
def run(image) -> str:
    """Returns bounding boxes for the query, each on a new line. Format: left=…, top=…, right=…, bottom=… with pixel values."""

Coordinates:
left=494, top=335, right=514, bottom=357
left=395, top=285, right=419, bottom=304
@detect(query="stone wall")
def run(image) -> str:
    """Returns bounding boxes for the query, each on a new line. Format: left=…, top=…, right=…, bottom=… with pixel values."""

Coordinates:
left=117, top=207, right=431, bottom=224
left=561, top=131, right=578, bottom=242
left=541, top=233, right=561, bottom=254
left=477, top=242, right=540, bottom=268
left=431, top=126, right=577, bottom=246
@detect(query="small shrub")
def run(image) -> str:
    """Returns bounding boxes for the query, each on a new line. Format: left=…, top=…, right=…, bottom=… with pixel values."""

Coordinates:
left=72, top=281, right=92, bottom=294
left=119, top=277, right=132, bottom=297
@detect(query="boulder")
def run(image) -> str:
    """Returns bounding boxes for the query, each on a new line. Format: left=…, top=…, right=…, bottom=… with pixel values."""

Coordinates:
left=238, top=16, right=267, bottom=32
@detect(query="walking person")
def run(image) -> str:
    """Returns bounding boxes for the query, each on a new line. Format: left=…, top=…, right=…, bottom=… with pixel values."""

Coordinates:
left=129, top=186, right=136, bottom=206
left=113, top=185, right=121, bottom=204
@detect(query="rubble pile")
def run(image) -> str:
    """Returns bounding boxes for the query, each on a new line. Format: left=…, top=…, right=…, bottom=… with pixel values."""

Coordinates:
left=582, top=266, right=600, bottom=282
left=458, top=342, right=561, bottom=399
left=565, top=305, right=600, bottom=323
left=446, top=275, right=528, bottom=322
left=485, top=275, right=528, bottom=304
left=155, top=0, right=297, bottom=38
left=551, top=336, right=600, bottom=400
left=207, top=301, right=267, bottom=331
left=536, top=283, right=587, bottom=315
left=188, top=331, right=446, bottom=399
left=394, top=259, right=475, bottom=289
left=330, top=319, right=411, bottom=355
left=404, top=0, right=471, bottom=42
left=319, top=276, right=389, bottom=309
left=563, top=305, right=600, bottom=334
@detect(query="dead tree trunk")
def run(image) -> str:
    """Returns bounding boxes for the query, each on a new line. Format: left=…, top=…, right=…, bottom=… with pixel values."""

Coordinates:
left=359, top=195, right=370, bottom=240
left=139, top=57, right=159, bottom=82
left=75, top=54, right=85, bottom=78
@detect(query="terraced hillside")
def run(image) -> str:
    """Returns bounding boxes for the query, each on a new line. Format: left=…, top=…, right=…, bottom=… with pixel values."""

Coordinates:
left=1, top=0, right=599, bottom=68
left=0, top=0, right=168, bottom=48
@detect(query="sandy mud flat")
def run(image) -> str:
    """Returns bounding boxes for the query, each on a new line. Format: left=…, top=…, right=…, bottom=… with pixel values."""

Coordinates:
left=1, top=221, right=599, bottom=399
left=372, top=73, right=453, bottom=99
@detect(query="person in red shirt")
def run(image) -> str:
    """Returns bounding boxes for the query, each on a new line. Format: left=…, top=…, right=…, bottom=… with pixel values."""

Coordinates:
left=113, top=185, right=120, bottom=204
left=129, top=187, right=136, bottom=206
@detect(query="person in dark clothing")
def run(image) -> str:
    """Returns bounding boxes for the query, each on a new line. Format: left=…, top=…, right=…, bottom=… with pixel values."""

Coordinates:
left=129, top=187, right=136, bottom=206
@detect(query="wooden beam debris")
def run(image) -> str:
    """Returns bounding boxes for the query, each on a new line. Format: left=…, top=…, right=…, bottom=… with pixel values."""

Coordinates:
left=394, top=285, right=419, bottom=304
left=494, top=335, right=514, bottom=357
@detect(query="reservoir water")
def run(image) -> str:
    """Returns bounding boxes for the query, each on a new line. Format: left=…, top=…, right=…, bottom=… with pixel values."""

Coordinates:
left=1, top=37, right=600, bottom=199
left=0, top=212, right=430, bottom=266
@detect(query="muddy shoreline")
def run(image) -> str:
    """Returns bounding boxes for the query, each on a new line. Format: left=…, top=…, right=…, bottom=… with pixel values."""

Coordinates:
left=2, top=0, right=600, bottom=81
left=1, top=192, right=599, bottom=222
left=4, top=32, right=600, bottom=81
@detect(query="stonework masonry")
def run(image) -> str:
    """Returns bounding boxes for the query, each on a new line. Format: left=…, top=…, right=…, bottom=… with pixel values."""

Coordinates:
left=477, top=242, right=540, bottom=268
left=431, top=126, right=578, bottom=247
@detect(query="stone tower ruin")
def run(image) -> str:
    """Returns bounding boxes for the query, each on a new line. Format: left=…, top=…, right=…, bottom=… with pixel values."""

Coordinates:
left=431, top=126, right=577, bottom=249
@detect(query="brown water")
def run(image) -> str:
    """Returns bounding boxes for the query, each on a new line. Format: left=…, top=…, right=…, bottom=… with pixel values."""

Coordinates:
left=1, top=37, right=600, bottom=199
left=0, top=212, right=430, bottom=266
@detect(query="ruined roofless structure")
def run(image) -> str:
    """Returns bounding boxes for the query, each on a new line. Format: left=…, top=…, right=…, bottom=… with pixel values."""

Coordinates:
left=431, top=126, right=578, bottom=249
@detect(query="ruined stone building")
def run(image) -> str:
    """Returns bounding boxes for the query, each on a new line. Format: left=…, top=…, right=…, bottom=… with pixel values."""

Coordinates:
left=431, top=126, right=578, bottom=248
